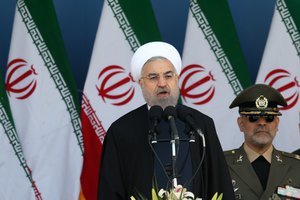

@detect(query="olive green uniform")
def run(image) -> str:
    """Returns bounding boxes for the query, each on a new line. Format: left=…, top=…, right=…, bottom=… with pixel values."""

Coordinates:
left=225, top=146, right=300, bottom=200
left=293, top=148, right=300, bottom=155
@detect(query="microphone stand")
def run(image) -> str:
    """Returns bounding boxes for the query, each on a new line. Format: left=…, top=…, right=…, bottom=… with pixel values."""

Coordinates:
left=166, top=115, right=180, bottom=188
left=170, top=127, right=178, bottom=187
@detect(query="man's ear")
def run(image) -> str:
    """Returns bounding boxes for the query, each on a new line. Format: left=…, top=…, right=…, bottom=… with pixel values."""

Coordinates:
left=237, top=117, right=244, bottom=132
left=138, top=79, right=143, bottom=86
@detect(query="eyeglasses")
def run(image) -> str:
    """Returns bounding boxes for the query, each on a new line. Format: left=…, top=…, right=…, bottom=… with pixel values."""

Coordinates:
left=244, top=115, right=275, bottom=123
left=140, top=71, right=177, bottom=83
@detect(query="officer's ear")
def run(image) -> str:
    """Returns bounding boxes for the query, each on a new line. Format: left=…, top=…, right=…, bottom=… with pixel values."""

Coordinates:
left=237, top=116, right=245, bottom=132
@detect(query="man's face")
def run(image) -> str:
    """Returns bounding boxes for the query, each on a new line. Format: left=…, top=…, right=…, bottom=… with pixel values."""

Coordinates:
left=139, top=58, right=179, bottom=109
left=237, top=115, right=279, bottom=150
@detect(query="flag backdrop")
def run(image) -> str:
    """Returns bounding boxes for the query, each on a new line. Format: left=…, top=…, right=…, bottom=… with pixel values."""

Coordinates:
left=180, top=0, right=252, bottom=151
left=256, top=0, right=300, bottom=152
left=80, top=0, right=161, bottom=199
left=0, top=75, right=40, bottom=199
left=5, top=0, right=83, bottom=199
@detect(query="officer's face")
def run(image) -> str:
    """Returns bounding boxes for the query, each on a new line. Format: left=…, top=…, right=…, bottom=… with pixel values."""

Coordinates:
left=139, top=58, right=179, bottom=109
left=237, top=115, right=279, bottom=150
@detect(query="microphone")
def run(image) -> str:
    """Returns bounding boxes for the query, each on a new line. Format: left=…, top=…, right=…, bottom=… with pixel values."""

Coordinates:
left=163, top=105, right=179, bottom=187
left=177, top=105, right=206, bottom=147
left=148, top=105, right=163, bottom=143
left=163, top=106, right=179, bottom=145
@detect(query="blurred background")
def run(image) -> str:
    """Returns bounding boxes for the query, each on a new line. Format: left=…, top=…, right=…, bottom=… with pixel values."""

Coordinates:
left=0, top=0, right=276, bottom=90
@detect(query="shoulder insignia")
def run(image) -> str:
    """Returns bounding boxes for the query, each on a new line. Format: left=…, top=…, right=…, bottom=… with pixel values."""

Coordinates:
left=281, top=151, right=300, bottom=161
left=224, top=150, right=236, bottom=156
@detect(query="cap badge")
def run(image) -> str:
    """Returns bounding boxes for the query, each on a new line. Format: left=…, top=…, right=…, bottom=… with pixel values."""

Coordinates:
left=255, top=95, right=268, bottom=109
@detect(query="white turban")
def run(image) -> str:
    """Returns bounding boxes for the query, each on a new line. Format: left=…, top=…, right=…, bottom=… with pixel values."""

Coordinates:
left=130, top=41, right=182, bottom=82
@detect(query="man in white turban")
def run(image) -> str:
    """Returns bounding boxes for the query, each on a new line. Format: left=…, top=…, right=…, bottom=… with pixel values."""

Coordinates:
left=131, top=41, right=182, bottom=109
left=98, top=41, right=235, bottom=200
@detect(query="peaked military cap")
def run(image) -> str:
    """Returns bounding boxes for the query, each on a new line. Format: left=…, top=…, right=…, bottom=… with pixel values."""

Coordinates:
left=229, top=84, right=287, bottom=115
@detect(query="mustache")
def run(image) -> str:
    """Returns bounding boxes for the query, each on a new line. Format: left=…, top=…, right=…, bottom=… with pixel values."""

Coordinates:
left=254, top=127, right=270, bottom=134
left=156, top=88, right=170, bottom=94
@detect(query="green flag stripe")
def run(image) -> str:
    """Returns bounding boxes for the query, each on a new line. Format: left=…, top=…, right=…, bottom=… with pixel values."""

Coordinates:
left=107, top=0, right=141, bottom=52
left=277, top=0, right=300, bottom=58
left=17, top=0, right=83, bottom=153
left=195, top=0, right=252, bottom=91
left=284, top=0, right=300, bottom=32
left=116, top=0, right=161, bottom=49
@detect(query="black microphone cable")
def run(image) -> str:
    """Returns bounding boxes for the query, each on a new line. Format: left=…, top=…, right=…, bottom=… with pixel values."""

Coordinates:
left=148, top=105, right=173, bottom=189
left=177, top=105, right=206, bottom=190
left=147, top=134, right=173, bottom=189
left=183, top=143, right=206, bottom=190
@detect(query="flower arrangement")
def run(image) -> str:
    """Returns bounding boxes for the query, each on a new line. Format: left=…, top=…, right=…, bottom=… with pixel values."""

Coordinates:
left=130, top=185, right=223, bottom=200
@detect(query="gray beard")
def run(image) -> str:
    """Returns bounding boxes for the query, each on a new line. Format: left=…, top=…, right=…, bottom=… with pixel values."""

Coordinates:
left=142, top=88, right=179, bottom=110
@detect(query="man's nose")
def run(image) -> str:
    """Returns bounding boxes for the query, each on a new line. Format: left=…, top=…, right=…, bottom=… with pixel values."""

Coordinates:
left=257, top=117, right=267, bottom=124
left=157, top=76, right=167, bottom=86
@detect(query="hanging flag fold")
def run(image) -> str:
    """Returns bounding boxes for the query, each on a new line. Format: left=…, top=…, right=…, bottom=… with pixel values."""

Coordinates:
left=256, top=0, right=300, bottom=152
left=181, top=0, right=252, bottom=150
left=0, top=74, right=40, bottom=200
left=5, top=0, right=83, bottom=199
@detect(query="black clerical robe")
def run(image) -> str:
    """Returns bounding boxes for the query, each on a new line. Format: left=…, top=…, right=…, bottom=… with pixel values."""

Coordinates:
left=98, top=104, right=234, bottom=200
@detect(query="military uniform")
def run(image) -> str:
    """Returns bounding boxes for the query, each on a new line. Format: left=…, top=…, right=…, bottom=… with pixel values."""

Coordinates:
left=225, top=146, right=300, bottom=199
left=226, top=84, right=300, bottom=199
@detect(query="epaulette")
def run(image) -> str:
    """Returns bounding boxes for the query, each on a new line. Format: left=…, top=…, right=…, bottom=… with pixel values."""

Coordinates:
left=224, top=149, right=236, bottom=156
left=281, top=151, right=300, bottom=161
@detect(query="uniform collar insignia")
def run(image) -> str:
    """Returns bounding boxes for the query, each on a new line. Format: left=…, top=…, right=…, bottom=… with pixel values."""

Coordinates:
left=276, top=155, right=282, bottom=162
left=237, top=155, right=243, bottom=162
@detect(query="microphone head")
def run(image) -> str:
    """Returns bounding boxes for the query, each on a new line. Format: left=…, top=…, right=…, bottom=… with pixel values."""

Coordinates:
left=163, top=105, right=177, bottom=120
left=149, top=105, right=163, bottom=121
left=177, top=105, right=192, bottom=122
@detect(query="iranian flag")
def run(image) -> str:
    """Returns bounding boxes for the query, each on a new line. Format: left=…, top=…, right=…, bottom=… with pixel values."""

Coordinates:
left=80, top=0, right=161, bottom=199
left=0, top=75, right=40, bottom=199
left=256, top=0, right=300, bottom=152
left=180, top=0, right=252, bottom=150
left=5, top=0, right=83, bottom=199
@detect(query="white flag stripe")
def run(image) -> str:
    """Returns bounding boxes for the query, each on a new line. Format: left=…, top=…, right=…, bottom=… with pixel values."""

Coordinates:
left=83, top=0, right=144, bottom=132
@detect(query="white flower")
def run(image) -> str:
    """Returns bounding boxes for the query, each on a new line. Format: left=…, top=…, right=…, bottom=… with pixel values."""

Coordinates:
left=131, top=184, right=221, bottom=200
left=158, top=185, right=201, bottom=200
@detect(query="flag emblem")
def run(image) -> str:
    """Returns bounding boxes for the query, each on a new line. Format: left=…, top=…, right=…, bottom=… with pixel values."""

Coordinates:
left=263, top=68, right=299, bottom=110
left=96, top=65, right=135, bottom=106
left=180, top=64, right=216, bottom=105
left=6, top=58, right=37, bottom=100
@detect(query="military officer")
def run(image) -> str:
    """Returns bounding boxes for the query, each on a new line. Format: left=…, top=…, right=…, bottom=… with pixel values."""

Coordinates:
left=225, top=84, right=300, bottom=200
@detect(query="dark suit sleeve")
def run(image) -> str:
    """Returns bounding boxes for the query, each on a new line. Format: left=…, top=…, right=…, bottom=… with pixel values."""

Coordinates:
left=97, top=105, right=153, bottom=200
left=98, top=127, right=125, bottom=200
